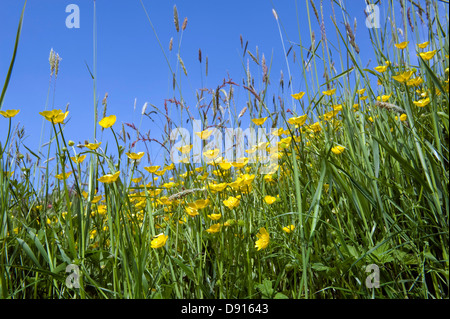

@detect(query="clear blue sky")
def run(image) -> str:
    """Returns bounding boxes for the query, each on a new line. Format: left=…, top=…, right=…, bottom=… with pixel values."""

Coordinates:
left=0, top=0, right=427, bottom=170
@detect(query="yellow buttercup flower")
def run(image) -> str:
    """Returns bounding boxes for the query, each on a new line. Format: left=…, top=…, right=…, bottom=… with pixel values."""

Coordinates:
left=395, top=114, right=407, bottom=121
left=162, top=182, right=176, bottom=189
left=51, top=110, right=69, bottom=123
left=418, top=50, right=437, bottom=61
left=255, top=227, right=269, bottom=251
left=144, top=166, right=160, bottom=173
left=195, top=129, right=213, bottom=139
left=185, top=206, right=199, bottom=217
left=131, top=177, right=142, bottom=183
left=291, top=92, right=305, bottom=100
left=407, top=76, right=424, bottom=87
left=278, top=136, right=292, bottom=149
left=231, top=158, right=249, bottom=168
left=417, top=41, right=429, bottom=49
left=413, top=97, right=430, bottom=107
left=306, top=121, right=322, bottom=133
left=322, top=110, right=340, bottom=121
left=331, top=145, right=346, bottom=155
left=374, top=65, right=388, bottom=73
left=96, top=205, right=107, bottom=215
left=71, top=155, right=87, bottom=164
left=91, top=195, right=102, bottom=204
left=241, top=174, right=255, bottom=186
left=223, top=196, right=240, bottom=209
left=376, top=93, right=392, bottom=102
left=197, top=171, right=208, bottom=180
left=264, top=174, right=275, bottom=183
left=282, top=225, right=295, bottom=233
left=218, top=162, right=232, bottom=170
left=151, top=233, right=168, bottom=249
left=39, top=109, right=69, bottom=124
left=264, top=195, right=276, bottom=205
left=0, top=109, right=20, bottom=118
left=251, top=117, right=268, bottom=126
left=357, top=88, right=366, bottom=95
left=254, top=141, right=269, bottom=150
left=98, top=171, right=120, bottom=184
left=208, top=182, right=227, bottom=192
left=392, top=70, right=415, bottom=83
left=85, top=142, right=102, bottom=150
left=207, top=213, right=222, bottom=220
left=206, top=223, right=221, bottom=233
left=89, top=229, right=97, bottom=240
left=203, top=149, right=220, bottom=159
left=193, top=199, right=210, bottom=209
left=322, top=88, right=336, bottom=96
left=98, top=115, right=116, bottom=128
left=176, top=144, right=193, bottom=154
left=287, top=114, right=308, bottom=126
left=55, top=171, right=72, bottom=180
left=394, top=41, right=409, bottom=49
left=126, top=152, right=145, bottom=160
left=272, top=128, right=285, bottom=136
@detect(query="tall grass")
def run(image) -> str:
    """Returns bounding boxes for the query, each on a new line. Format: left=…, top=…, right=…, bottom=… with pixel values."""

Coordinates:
left=0, top=0, right=448, bottom=299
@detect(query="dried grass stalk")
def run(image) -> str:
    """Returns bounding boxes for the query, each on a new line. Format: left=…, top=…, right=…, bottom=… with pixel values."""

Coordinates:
left=173, top=5, right=179, bottom=32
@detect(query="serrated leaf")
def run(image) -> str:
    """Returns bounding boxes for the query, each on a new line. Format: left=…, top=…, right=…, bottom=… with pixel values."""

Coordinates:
left=370, top=241, right=394, bottom=264
left=256, top=279, right=273, bottom=298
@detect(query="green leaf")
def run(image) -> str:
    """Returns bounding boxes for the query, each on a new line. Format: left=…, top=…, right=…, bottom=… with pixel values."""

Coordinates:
left=372, top=139, right=380, bottom=178
left=26, top=228, right=49, bottom=266
left=311, top=262, right=331, bottom=272
left=161, top=283, right=174, bottom=299
left=256, top=279, right=274, bottom=298
left=424, top=251, right=439, bottom=263
left=274, top=292, right=289, bottom=299
left=7, top=264, right=65, bottom=281
left=329, top=67, right=354, bottom=83
left=370, top=241, right=394, bottom=264
left=372, top=135, right=431, bottom=193
left=0, top=0, right=27, bottom=108
left=16, top=238, right=41, bottom=268
left=346, top=245, right=361, bottom=260
left=22, top=144, right=41, bottom=160
left=84, top=61, right=94, bottom=79
left=169, top=256, right=195, bottom=282
left=334, top=165, right=377, bottom=207
left=419, top=55, right=447, bottom=98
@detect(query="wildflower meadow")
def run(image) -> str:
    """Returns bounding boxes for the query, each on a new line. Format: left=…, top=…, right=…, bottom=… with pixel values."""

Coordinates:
left=0, top=0, right=448, bottom=300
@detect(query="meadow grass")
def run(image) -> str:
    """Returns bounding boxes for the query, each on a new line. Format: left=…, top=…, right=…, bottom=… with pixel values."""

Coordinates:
left=0, top=0, right=448, bottom=299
